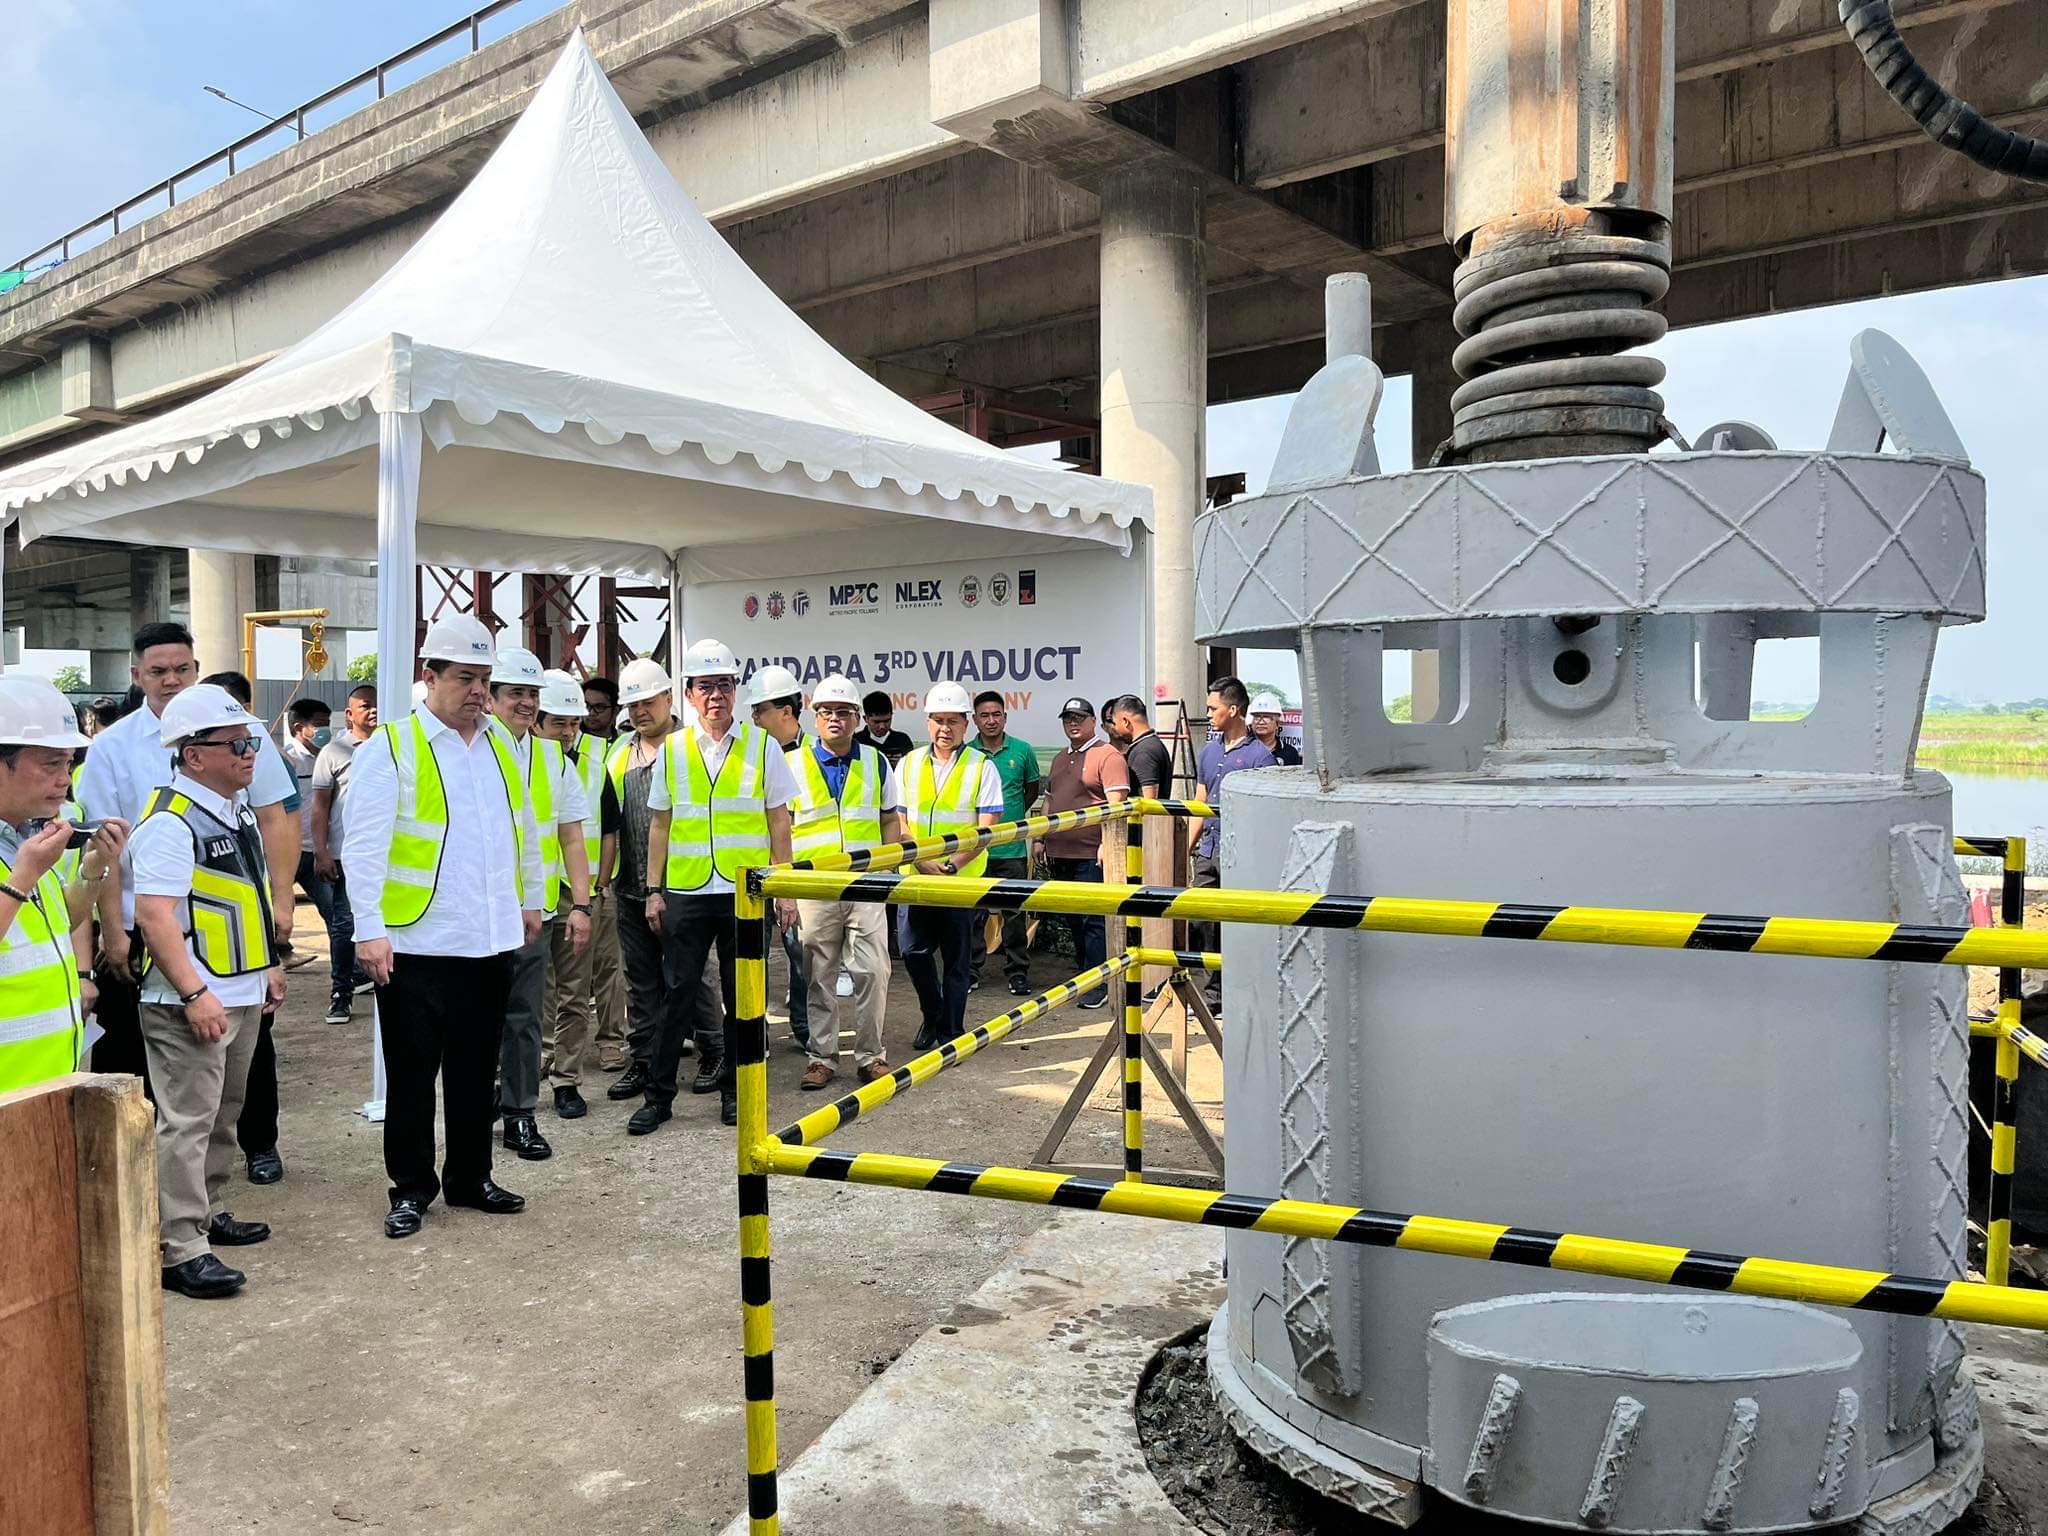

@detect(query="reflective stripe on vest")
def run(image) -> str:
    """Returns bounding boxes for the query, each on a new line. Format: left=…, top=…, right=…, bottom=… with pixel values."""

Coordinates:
left=574, top=735, right=606, bottom=869
left=0, top=858, right=82, bottom=1094
left=520, top=734, right=561, bottom=914
left=789, top=743, right=885, bottom=859
left=380, top=717, right=529, bottom=928
left=903, top=746, right=991, bottom=879
left=138, top=788, right=278, bottom=979
left=662, top=724, right=770, bottom=891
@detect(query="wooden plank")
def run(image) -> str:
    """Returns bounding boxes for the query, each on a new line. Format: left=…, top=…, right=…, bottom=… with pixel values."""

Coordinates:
left=70, top=1075, right=171, bottom=1536
left=0, top=1075, right=94, bottom=1535
left=1138, top=1033, right=1226, bottom=1177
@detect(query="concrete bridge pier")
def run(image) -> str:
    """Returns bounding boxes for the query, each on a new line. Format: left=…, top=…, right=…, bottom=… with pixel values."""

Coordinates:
left=1099, top=165, right=1206, bottom=716
left=187, top=550, right=258, bottom=678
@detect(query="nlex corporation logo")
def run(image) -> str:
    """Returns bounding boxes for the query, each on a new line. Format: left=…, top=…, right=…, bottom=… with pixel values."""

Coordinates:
left=959, top=575, right=981, bottom=608
left=742, top=593, right=760, bottom=620
left=766, top=590, right=787, bottom=620
left=792, top=589, right=811, bottom=617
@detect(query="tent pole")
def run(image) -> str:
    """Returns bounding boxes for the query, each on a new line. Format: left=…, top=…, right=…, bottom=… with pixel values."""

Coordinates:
left=363, top=409, right=422, bottom=1123
left=668, top=553, right=689, bottom=722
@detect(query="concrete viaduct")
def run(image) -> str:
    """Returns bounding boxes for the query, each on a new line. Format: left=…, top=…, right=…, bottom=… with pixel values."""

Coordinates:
left=3, top=0, right=2043, bottom=695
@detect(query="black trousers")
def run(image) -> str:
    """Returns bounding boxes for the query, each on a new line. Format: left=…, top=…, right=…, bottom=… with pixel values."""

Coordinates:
left=620, top=895, right=720, bottom=1071
left=236, top=1013, right=279, bottom=1155
left=91, top=940, right=151, bottom=1085
left=651, top=892, right=739, bottom=1104
left=377, top=951, right=515, bottom=1208
left=1190, top=852, right=1223, bottom=1006
left=900, top=905, right=974, bottom=1040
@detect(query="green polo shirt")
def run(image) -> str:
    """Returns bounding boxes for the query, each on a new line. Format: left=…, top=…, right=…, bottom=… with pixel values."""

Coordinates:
left=978, top=734, right=1040, bottom=860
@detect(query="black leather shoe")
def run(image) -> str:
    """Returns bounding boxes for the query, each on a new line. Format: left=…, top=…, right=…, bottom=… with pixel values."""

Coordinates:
left=690, top=1058, right=723, bottom=1094
left=912, top=1024, right=943, bottom=1052
left=445, top=1180, right=525, bottom=1214
left=554, top=1086, right=587, bottom=1120
left=1008, top=975, right=1032, bottom=997
left=384, top=1198, right=424, bottom=1238
left=245, top=1148, right=284, bottom=1184
left=719, top=1088, right=738, bottom=1127
left=502, top=1114, right=553, bottom=1160
left=207, top=1212, right=270, bottom=1246
left=627, top=1101, right=673, bottom=1135
left=163, top=1253, right=245, bottom=1298
left=606, top=1062, right=648, bottom=1100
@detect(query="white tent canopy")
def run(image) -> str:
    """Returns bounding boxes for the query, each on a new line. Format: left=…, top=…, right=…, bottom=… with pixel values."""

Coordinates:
left=0, top=29, right=1150, bottom=671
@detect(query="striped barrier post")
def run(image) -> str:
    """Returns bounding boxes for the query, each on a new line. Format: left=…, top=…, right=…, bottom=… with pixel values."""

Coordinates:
left=749, top=870, right=2048, bottom=971
left=1123, top=953, right=1144, bottom=1183
left=758, top=1144, right=2048, bottom=1332
left=770, top=957, right=1126, bottom=1149
left=1989, top=834, right=2027, bottom=1284
left=733, top=881, right=778, bottom=1536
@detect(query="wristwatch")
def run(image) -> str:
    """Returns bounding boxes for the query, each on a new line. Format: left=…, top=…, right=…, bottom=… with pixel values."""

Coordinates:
left=939, top=859, right=958, bottom=875
left=573, top=902, right=593, bottom=915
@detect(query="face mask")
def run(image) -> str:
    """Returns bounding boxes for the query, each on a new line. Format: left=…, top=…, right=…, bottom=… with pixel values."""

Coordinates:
left=310, top=727, right=333, bottom=748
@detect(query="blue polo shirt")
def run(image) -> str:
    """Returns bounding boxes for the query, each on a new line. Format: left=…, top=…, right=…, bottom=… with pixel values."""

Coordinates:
left=1195, top=734, right=1277, bottom=858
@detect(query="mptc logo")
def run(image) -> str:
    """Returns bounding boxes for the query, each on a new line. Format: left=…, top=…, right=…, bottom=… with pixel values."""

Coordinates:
left=829, top=581, right=880, bottom=608
left=742, top=593, right=760, bottom=620
left=766, top=590, right=787, bottom=620
left=989, top=572, right=1010, bottom=606
left=959, top=575, right=981, bottom=608
left=792, top=589, right=811, bottom=617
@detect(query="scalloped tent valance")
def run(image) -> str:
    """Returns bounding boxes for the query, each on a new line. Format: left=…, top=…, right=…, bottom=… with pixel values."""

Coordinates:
left=0, top=30, right=1150, bottom=582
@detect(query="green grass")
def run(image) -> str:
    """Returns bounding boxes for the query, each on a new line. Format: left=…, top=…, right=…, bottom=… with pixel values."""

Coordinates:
left=1916, top=710, right=2048, bottom=769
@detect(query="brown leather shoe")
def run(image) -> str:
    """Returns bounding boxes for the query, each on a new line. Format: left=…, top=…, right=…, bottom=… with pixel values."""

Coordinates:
left=858, top=1060, right=891, bottom=1085
left=800, top=1061, right=835, bottom=1091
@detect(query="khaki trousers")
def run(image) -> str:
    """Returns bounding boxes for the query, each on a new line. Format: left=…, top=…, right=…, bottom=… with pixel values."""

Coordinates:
left=799, top=899, right=889, bottom=1070
left=140, top=1000, right=263, bottom=1267
left=543, top=891, right=594, bottom=1089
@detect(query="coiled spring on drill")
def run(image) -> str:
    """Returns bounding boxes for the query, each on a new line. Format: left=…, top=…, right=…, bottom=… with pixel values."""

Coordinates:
left=1449, top=233, right=1672, bottom=446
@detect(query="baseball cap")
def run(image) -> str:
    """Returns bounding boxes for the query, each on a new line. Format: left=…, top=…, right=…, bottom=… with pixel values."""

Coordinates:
left=1058, top=697, right=1095, bottom=717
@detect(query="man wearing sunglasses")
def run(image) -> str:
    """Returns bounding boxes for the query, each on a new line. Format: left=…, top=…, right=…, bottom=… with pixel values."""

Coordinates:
left=130, top=684, right=287, bottom=1300
left=642, top=638, right=798, bottom=1130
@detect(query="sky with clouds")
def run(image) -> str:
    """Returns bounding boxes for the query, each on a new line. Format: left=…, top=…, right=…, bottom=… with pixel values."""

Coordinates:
left=6, top=2, right=2039, bottom=707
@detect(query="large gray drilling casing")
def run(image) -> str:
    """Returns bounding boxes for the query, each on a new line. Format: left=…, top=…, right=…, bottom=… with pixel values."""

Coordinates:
left=1194, top=331, right=1988, bottom=1535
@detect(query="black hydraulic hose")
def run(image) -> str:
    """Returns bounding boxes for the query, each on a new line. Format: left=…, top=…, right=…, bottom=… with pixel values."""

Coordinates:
left=1839, top=0, right=2048, bottom=183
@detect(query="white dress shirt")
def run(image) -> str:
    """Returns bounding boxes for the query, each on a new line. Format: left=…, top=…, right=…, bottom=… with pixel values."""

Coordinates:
left=129, top=772, right=271, bottom=1008
left=79, top=699, right=296, bottom=927
left=647, top=721, right=798, bottom=897
left=342, top=706, right=545, bottom=956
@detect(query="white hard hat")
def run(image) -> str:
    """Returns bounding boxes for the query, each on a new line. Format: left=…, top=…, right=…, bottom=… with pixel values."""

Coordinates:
left=742, top=663, right=803, bottom=711
left=618, top=657, right=672, bottom=705
left=158, top=683, right=258, bottom=748
left=1249, top=693, right=1285, bottom=717
left=491, top=646, right=545, bottom=687
left=810, top=674, right=862, bottom=709
left=925, top=681, right=973, bottom=716
left=420, top=614, right=497, bottom=665
left=0, top=673, right=90, bottom=749
left=539, top=669, right=586, bottom=717
left=681, top=637, right=741, bottom=680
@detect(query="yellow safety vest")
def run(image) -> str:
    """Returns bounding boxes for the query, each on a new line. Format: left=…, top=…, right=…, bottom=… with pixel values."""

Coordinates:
left=0, top=854, right=82, bottom=1094
left=901, top=746, right=991, bottom=879
left=572, top=734, right=607, bottom=873
left=380, top=716, right=529, bottom=928
left=138, top=787, right=278, bottom=979
left=514, top=732, right=563, bottom=915
left=661, top=724, right=771, bottom=892
left=789, top=742, right=886, bottom=860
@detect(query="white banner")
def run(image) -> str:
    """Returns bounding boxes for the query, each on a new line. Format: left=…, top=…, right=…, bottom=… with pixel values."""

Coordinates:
left=688, top=546, right=1146, bottom=745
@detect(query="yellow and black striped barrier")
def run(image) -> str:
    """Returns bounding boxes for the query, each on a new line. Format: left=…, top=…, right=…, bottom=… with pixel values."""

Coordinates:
left=732, top=885, right=779, bottom=1536
left=1969, top=833, right=2030, bottom=1283
left=771, top=957, right=1125, bottom=1149
left=749, top=869, right=2048, bottom=971
left=781, top=797, right=1212, bottom=876
left=758, top=1142, right=2048, bottom=1332
left=1127, top=946, right=1223, bottom=972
